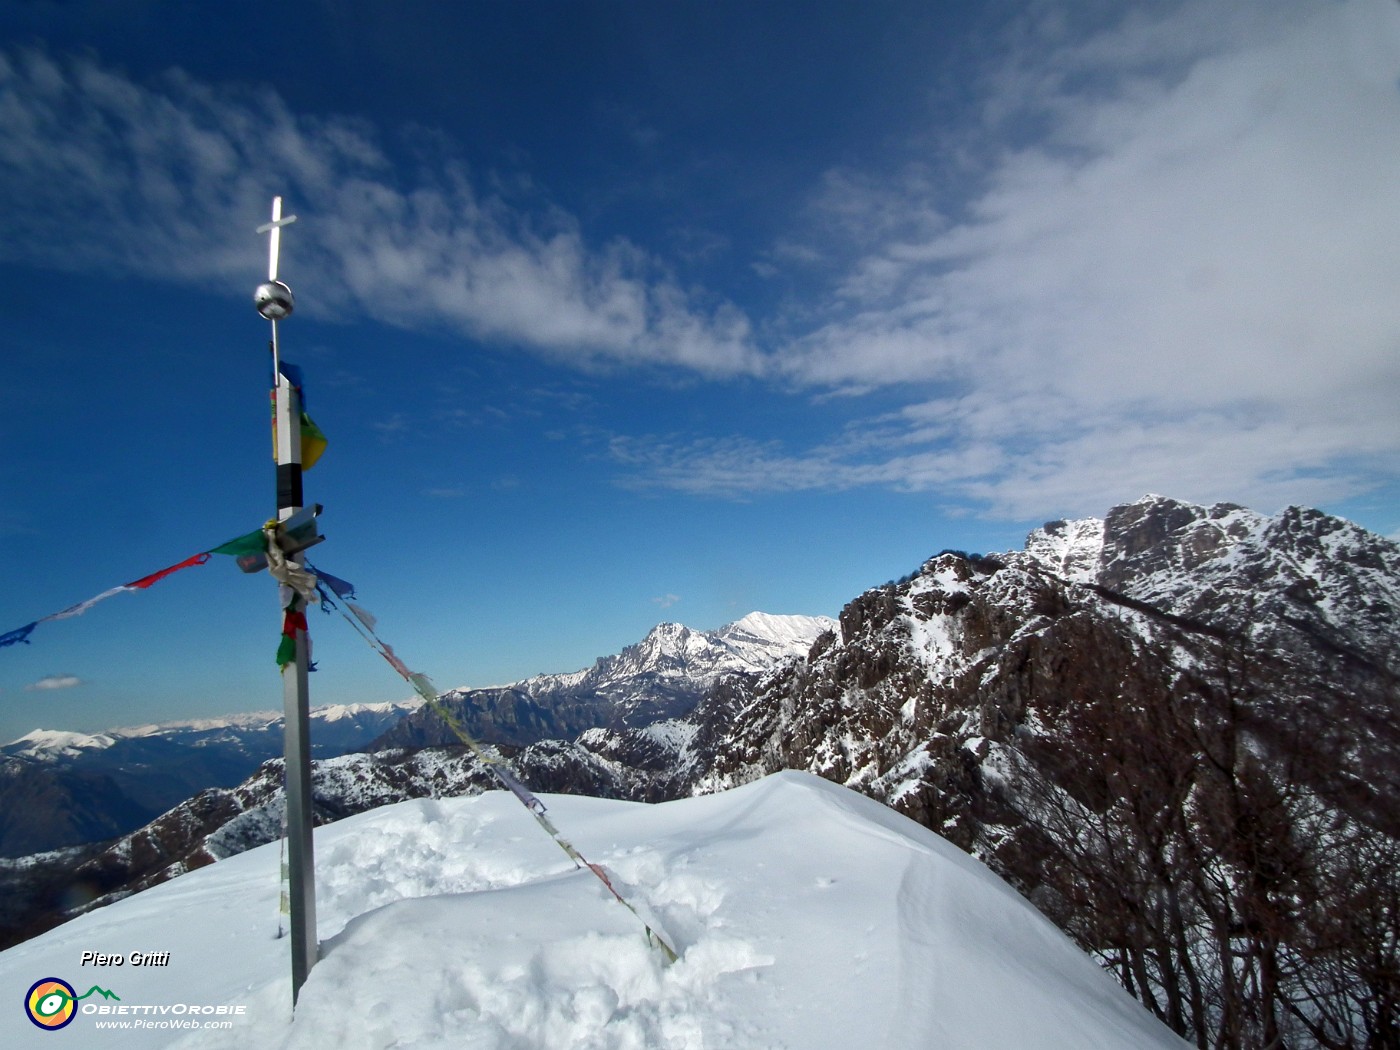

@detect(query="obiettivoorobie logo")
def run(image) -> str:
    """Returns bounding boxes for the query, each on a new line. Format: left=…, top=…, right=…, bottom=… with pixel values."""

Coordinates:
left=24, top=978, right=120, bottom=1031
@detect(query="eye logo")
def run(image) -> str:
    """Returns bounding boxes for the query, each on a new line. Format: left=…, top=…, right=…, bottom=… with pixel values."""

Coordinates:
left=23, top=979, right=119, bottom=1031
left=25, top=977, right=77, bottom=1030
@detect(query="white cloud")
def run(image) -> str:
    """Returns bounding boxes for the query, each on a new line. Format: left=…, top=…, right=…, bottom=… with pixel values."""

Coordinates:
left=651, top=593, right=681, bottom=609
left=0, top=48, right=761, bottom=377
left=27, top=674, right=82, bottom=691
left=5, top=6, right=1398, bottom=523
left=636, top=0, right=1400, bottom=518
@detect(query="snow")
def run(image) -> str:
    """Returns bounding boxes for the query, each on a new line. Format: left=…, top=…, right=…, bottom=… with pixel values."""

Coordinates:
left=0, top=772, right=1186, bottom=1049
left=713, top=611, right=836, bottom=652
left=1023, top=517, right=1104, bottom=583
left=904, top=612, right=958, bottom=665
left=635, top=719, right=698, bottom=751
left=111, top=713, right=283, bottom=738
left=5, top=703, right=422, bottom=755
left=1, top=728, right=119, bottom=759
left=308, top=700, right=424, bottom=723
left=514, top=612, right=834, bottom=700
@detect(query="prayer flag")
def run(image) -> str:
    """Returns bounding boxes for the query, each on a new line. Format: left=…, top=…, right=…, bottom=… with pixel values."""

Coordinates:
left=277, top=608, right=308, bottom=669
left=348, top=603, right=377, bottom=631
left=312, top=568, right=355, bottom=601
left=125, top=553, right=211, bottom=590
left=300, top=412, right=327, bottom=470
left=45, top=587, right=130, bottom=621
left=210, top=529, right=268, bottom=558
left=0, top=623, right=36, bottom=648
left=276, top=361, right=328, bottom=470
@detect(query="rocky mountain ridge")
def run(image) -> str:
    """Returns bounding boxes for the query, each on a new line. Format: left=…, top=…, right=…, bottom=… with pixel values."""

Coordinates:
left=648, top=495, right=1399, bottom=1047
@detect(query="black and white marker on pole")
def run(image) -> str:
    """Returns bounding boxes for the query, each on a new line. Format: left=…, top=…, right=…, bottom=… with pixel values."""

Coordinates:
left=256, top=196, right=318, bottom=1006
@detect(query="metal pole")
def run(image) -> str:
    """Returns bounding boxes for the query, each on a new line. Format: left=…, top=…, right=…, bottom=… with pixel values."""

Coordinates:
left=256, top=197, right=317, bottom=1006
left=275, top=362, right=317, bottom=1005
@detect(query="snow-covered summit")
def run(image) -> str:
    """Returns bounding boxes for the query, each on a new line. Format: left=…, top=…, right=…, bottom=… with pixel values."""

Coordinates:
left=1019, top=494, right=1400, bottom=666
left=713, top=611, right=836, bottom=660
left=311, top=699, right=425, bottom=723
left=1, top=728, right=119, bottom=761
left=517, top=611, right=836, bottom=696
left=1023, top=494, right=1400, bottom=667
left=0, top=772, right=1187, bottom=1049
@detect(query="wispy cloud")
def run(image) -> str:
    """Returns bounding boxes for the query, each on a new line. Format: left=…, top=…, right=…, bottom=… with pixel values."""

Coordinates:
left=651, top=593, right=681, bottom=610
left=4, top=2, right=1397, bottom=522
left=371, top=413, right=412, bottom=438
left=27, top=674, right=82, bottom=691
left=633, top=0, right=1400, bottom=517
left=0, top=47, right=760, bottom=377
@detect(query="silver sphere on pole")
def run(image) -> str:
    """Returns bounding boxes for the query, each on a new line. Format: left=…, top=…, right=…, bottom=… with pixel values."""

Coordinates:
left=255, top=280, right=295, bottom=321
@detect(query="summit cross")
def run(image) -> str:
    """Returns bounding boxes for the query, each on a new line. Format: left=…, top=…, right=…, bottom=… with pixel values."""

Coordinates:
left=256, top=196, right=298, bottom=282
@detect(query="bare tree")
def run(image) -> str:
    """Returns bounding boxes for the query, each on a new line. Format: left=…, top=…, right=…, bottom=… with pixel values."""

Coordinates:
left=992, top=620, right=1400, bottom=1050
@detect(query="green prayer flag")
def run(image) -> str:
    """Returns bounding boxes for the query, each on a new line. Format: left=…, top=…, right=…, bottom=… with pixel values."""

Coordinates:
left=210, top=529, right=268, bottom=558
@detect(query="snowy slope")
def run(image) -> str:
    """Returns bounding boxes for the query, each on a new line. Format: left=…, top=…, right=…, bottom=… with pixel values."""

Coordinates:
left=1023, top=516, right=1103, bottom=583
left=0, top=772, right=1184, bottom=1050
left=710, top=611, right=836, bottom=665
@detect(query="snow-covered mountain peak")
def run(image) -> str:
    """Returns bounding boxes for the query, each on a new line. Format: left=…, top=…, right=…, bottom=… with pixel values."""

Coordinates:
left=618, top=612, right=835, bottom=678
left=1, top=728, right=119, bottom=760
left=1097, top=495, right=1266, bottom=596
left=1082, top=496, right=1400, bottom=665
left=521, top=612, right=836, bottom=693
left=390, top=612, right=841, bottom=750
left=1022, top=495, right=1269, bottom=587
left=311, top=699, right=426, bottom=723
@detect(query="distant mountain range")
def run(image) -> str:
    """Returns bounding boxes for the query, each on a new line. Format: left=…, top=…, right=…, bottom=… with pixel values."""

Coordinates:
left=4, top=495, right=1396, bottom=1047
left=0, top=701, right=421, bottom=858
left=373, top=611, right=836, bottom=749
left=0, top=611, right=831, bottom=949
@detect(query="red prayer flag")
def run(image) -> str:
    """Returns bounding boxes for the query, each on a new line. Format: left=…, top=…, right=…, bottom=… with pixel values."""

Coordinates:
left=125, top=553, right=212, bottom=590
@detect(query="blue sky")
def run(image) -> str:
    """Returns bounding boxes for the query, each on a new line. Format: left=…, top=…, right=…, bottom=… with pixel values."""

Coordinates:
left=1, top=0, right=1398, bottom=742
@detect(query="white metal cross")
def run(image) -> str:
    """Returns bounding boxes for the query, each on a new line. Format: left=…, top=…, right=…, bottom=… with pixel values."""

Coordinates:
left=256, top=196, right=298, bottom=281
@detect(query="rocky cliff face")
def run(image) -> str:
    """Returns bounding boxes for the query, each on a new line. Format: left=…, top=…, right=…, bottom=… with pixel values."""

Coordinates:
left=654, top=495, right=1400, bottom=1047
left=683, top=495, right=1398, bottom=812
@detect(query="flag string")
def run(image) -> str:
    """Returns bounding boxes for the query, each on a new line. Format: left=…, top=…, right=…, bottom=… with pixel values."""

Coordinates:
left=0, top=529, right=268, bottom=652
left=311, top=565, right=680, bottom=964
left=0, top=518, right=679, bottom=963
